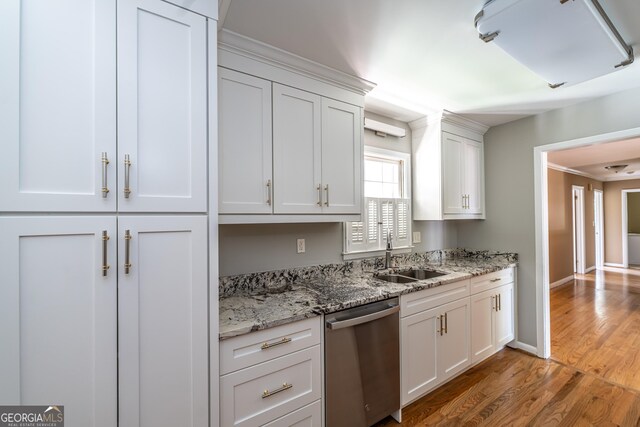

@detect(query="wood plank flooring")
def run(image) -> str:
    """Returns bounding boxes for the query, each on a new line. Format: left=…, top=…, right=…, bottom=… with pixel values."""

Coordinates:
left=375, top=268, right=640, bottom=426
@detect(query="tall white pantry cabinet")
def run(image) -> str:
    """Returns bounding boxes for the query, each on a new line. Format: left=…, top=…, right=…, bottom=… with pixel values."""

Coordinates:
left=0, top=1, right=218, bottom=427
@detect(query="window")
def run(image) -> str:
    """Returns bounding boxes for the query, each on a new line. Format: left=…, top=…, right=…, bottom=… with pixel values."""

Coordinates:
left=344, top=147, right=411, bottom=255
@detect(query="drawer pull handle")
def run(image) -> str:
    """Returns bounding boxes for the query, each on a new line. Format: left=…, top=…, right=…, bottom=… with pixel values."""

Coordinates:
left=124, top=154, right=132, bottom=198
left=266, top=180, right=272, bottom=206
left=444, top=312, right=448, bottom=334
left=261, top=337, right=292, bottom=350
left=490, top=278, right=502, bottom=283
left=262, top=382, right=292, bottom=398
left=498, top=294, right=502, bottom=311
left=101, top=230, right=110, bottom=276
left=101, top=152, right=110, bottom=198
left=124, top=230, right=132, bottom=274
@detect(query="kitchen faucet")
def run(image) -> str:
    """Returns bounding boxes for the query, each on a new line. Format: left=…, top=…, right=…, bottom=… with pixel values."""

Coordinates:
left=385, top=231, right=393, bottom=269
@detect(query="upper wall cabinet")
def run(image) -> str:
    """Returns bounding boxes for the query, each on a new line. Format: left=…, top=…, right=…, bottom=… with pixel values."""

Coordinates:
left=411, top=112, right=488, bottom=221
left=0, top=0, right=117, bottom=212
left=217, top=30, right=373, bottom=224
left=0, top=0, right=208, bottom=213
left=118, top=0, right=207, bottom=212
left=161, top=0, right=217, bottom=19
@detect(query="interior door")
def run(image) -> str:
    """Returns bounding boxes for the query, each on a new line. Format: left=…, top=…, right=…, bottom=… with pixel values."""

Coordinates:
left=118, top=215, right=208, bottom=427
left=272, top=84, right=322, bottom=214
left=117, top=0, right=207, bottom=212
left=0, top=0, right=116, bottom=212
left=594, top=189, right=604, bottom=269
left=0, top=216, right=117, bottom=427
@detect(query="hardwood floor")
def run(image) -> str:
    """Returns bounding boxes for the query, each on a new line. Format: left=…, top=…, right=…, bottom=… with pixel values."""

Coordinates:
left=375, top=268, right=640, bottom=426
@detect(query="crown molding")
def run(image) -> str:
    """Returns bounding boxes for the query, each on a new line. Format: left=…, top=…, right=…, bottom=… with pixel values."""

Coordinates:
left=547, top=162, right=602, bottom=181
left=218, top=29, right=376, bottom=96
left=442, top=110, right=489, bottom=135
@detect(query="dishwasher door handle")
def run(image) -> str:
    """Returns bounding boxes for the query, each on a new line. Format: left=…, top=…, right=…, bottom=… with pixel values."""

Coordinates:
left=326, top=305, right=400, bottom=330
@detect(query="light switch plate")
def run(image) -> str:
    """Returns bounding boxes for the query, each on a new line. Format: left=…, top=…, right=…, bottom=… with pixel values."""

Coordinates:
left=297, top=238, right=305, bottom=253
left=412, top=232, right=421, bottom=244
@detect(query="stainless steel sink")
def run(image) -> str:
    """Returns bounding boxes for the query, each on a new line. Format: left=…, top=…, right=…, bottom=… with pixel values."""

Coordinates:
left=395, top=269, right=447, bottom=280
left=374, top=274, right=418, bottom=284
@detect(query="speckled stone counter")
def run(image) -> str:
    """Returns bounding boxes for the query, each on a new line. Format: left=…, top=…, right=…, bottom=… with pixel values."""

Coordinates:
left=219, top=249, right=517, bottom=340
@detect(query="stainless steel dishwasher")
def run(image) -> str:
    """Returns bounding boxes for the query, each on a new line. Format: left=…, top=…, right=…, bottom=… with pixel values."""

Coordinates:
left=325, top=298, right=400, bottom=426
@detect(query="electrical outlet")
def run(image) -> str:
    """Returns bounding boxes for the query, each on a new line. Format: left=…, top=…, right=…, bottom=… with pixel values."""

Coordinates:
left=297, top=238, right=306, bottom=254
left=413, top=231, right=421, bottom=244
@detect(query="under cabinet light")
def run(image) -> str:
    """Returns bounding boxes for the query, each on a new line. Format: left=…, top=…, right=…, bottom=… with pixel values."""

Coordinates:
left=475, top=0, right=634, bottom=88
left=364, top=118, right=406, bottom=138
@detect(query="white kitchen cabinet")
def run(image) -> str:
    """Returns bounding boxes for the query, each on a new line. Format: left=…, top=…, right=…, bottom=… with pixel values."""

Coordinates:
left=470, top=282, right=515, bottom=364
left=0, top=217, right=118, bottom=427
left=0, top=0, right=117, bottom=212
left=400, top=291, right=470, bottom=406
left=321, top=98, right=362, bottom=214
left=220, top=317, right=323, bottom=427
left=118, top=216, right=208, bottom=427
left=218, top=68, right=273, bottom=214
left=117, top=0, right=207, bottom=213
left=411, top=112, right=487, bottom=220
left=272, top=84, right=362, bottom=215
left=442, top=133, right=484, bottom=215
left=273, top=84, right=323, bottom=214
left=161, top=0, right=217, bottom=19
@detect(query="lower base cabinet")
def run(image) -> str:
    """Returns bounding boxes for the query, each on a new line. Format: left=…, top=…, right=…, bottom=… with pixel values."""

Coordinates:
left=470, top=282, right=515, bottom=364
left=219, top=317, right=322, bottom=427
left=0, top=215, right=208, bottom=427
left=401, top=296, right=470, bottom=406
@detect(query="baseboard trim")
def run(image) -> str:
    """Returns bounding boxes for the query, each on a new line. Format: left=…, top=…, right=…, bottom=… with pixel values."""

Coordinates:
left=585, top=265, right=597, bottom=273
left=550, top=275, right=574, bottom=289
left=509, top=341, right=538, bottom=356
left=605, top=262, right=625, bottom=268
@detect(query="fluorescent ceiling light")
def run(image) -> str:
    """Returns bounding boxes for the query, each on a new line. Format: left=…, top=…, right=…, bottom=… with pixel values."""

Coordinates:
left=476, top=0, right=634, bottom=88
left=364, top=118, right=406, bottom=138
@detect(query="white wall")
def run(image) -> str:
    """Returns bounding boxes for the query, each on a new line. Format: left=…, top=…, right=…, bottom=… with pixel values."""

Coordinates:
left=457, top=86, right=640, bottom=348
left=218, top=111, right=458, bottom=276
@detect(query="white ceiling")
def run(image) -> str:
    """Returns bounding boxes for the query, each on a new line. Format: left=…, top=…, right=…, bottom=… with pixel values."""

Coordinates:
left=548, top=137, right=640, bottom=181
left=221, top=0, right=640, bottom=126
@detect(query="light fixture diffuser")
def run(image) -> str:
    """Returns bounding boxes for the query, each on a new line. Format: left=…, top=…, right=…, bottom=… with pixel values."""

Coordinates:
left=476, top=0, right=634, bottom=88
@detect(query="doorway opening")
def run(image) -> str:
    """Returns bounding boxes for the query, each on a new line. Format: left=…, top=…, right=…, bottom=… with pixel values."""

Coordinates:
left=594, top=189, right=604, bottom=270
left=622, top=189, right=640, bottom=269
left=572, top=186, right=586, bottom=275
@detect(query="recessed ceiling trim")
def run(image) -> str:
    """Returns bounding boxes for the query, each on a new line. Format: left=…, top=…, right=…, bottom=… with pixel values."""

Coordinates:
left=218, top=29, right=376, bottom=96
left=547, top=162, right=602, bottom=181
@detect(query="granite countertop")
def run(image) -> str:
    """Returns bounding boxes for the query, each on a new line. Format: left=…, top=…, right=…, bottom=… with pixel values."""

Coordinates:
left=219, top=249, right=517, bottom=340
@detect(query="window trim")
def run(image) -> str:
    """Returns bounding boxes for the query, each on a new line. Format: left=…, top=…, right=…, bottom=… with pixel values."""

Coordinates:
left=363, top=147, right=411, bottom=200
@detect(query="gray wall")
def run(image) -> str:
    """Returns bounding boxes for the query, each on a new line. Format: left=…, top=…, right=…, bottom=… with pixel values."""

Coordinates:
left=457, top=87, right=640, bottom=348
left=219, top=111, right=458, bottom=276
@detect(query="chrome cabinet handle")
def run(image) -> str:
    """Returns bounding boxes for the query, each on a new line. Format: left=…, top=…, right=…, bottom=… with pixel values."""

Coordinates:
left=261, top=337, right=291, bottom=350
left=317, top=184, right=322, bottom=206
left=102, top=231, right=110, bottom=276
left=124, top=154, right=132, bottom=198
left=467, top=194, right=470, bottom=209
left=101, top=152, right=110, bottom=198
left=438, top=315, right=443, bottom=336
left=262, top=382, right=292, bottom=399
left=324, top=185, right=329, bottom=207
left=124, top=230, right=132, bottom=274
left=266, top=180, right=272, bottom=206
left=444, top=312, right=448, bottom=334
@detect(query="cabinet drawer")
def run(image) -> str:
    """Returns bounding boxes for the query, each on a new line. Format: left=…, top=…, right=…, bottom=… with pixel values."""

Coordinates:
left=262, top=400, right=322, bottom=427
left=220, top=346, right=322, bottom=427
left=469, top=267, right=514, bottom=295
left=220, top=317, right=321, bottom=375
left=400, top=279, right=470, bottom=318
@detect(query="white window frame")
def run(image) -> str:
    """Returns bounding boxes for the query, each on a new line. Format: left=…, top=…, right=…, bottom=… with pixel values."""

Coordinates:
left=344, top=147, right=412, bottom=259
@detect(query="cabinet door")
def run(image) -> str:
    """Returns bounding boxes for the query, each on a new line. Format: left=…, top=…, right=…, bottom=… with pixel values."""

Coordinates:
left=0, top=217, right=117, bottom=427
left=438, top=298, right=471, bottom=383
left=218, top=68, right=273, bottom=214
left=401, top=307, right=439, bottom=406
left=118, top=0, right=207, bottom=212
left=470, top=289, right=496, bottom=364
left=321, top=99, right=362, bottom=214
left=495, top=283, right=515, bottom=348
left=0, top=0, right=116, bottom=212
left=463, top=140, right=484, bottom=214
left=118, top=216, right=208, bottom=427
left=441, top=132, right=465, bottom=214
left=273, top=84, right=322, bottom=214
